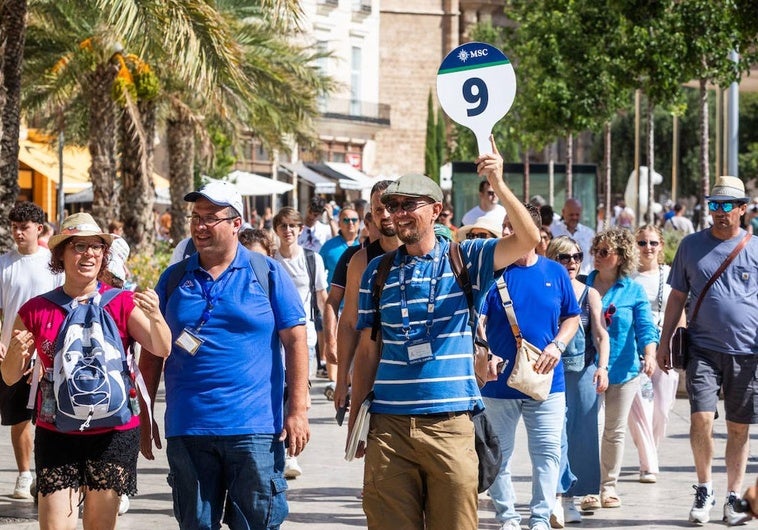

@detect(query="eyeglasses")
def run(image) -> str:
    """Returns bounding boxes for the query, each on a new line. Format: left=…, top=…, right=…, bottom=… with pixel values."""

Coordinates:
left=385, top=200, right=433, bottom=214
left=558, top=252, right=583, bottom=263
left=466, top=232, right=493, bottom=240
left=708, top=201, right=737, bottom=213
left=637, top=240, right=660, bottom=247
left=277, top=223, right=301, bottom=231
left=69, top=242, right=106, bottom=255
left=341, top=217, right=359, bottom=224
left=187, top=214, right=236, bottom=227
left=592, top=247, right=616, bottom=258
left=604, top=304, right=616, bottom=327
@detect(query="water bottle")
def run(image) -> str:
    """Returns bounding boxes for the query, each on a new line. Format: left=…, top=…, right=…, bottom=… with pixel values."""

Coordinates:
left=640, top=373, right=654, bottom=400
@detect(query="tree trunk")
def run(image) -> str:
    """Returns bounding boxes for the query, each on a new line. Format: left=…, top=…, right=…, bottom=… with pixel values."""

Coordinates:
left=565, top=134, right=573, bottom=199
left=167, top=101, right=195, bottom=244
left=523, top=147, right=530, bottom=203
left=0, top=0, right=27, bottom=252
left=604, top=122, right=612, bottom=230
left=647, top=99, right=655, bottom=225
left=698, top=77, right=709, bottom=229
left=86, top=61, right=120, bottom=231
left=120, top=100, right=156, bottom=252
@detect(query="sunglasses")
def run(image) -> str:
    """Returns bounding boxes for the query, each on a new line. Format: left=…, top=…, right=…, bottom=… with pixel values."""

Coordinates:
left=341, top=217, right=360, bottom=224
left=604, top=303, right=616, bottom=327
left=708, top=201, right=739, bottom=213
left=385, top=200, right=433, bottom=214
left=593, top=247, right=616, bottom=258
left=558, top=252, right=583, bottom=263
left=277, top=223, right=301, bottom=231
left=466, top=232, right=493, bottom=240
left=637, top=240, right=660, bottom=247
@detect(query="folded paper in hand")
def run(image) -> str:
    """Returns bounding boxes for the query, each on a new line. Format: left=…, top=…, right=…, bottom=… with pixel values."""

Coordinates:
left=345, top=394, right=373, bottom=461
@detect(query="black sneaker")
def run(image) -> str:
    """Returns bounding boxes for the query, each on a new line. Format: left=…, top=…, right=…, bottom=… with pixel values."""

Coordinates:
left=723, top=491, right=751, bottom=526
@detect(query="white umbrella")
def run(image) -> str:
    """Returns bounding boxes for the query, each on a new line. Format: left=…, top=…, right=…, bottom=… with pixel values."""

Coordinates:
left=222, top=170, right=293, bottom=196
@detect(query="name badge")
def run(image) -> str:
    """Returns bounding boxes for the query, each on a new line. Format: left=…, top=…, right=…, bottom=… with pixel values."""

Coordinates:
left=175, top=328, right=203, bottom=355
left=407, top=339, right=434, bottom=364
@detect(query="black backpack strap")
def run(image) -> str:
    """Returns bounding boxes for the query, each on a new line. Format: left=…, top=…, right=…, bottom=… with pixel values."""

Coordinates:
left=448, top=242, right=479, bottom=346
left=165, top=260, right=190, bottom=301
left=371, top=249, right=398, bottom=342
left=304, top=249, right=318, bottom=320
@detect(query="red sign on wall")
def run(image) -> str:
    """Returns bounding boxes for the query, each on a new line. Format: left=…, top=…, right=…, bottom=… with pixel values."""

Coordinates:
left=346, top=153, right=362, bottom=169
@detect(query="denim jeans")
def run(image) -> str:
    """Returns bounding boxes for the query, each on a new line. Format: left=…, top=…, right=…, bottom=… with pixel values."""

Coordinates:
left=166, top=434, right=288, bottom=530
left=483, top=393, right=565, bottom=528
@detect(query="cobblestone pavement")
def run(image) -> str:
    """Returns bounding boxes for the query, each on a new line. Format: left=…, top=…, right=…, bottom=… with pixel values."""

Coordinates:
left=0, top=378, right=755, bottom=529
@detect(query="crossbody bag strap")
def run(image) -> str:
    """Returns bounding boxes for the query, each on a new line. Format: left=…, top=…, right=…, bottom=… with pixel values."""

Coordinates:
left=690, top=231, right=751, bottom=322
left=496, top=276, right=523, bottom=348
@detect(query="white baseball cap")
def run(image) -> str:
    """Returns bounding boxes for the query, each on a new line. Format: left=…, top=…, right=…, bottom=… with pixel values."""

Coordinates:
left=184, top=180, right=244, bottom=217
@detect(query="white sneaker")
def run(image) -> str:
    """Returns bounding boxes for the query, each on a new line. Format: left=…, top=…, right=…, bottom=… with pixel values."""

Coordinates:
left=689, top=485, right=716, bottom=524
left=723, top=491, right=751, bottom=526
left=639, top=471, right=657, bottom=483
left=284, top=456, right=302, bottom=479
left=12, top=474, right=33, bottom=499
left=562, top=497, right=582, bottom=523
left=118, top=494, right=130, bottom=516
left=499, top=520, right=520, bottom=530
left=550, top=502, right=565, bottom=528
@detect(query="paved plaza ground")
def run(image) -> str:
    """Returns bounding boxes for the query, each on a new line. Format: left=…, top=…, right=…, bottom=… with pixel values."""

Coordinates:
left=0, top=377, right=756, bottom=529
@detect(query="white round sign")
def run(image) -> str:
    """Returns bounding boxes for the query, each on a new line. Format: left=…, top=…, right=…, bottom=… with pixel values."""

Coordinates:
left=436, top=42, right=516, bottom=154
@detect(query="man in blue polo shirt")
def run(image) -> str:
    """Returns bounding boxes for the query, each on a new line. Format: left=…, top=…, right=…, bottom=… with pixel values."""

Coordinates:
left=348, top=138, right=541, bottom=530
left=144, top=180, right=309, bottom=530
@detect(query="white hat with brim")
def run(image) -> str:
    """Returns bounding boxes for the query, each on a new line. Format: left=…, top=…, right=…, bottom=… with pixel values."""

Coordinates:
left=706, top=176, right=749, bottom=202
left=107, top=235, right=130, bottom=281
left=184, top=180, right=244, bottom=217
left=48, top=213, right=115, bottom=250
left=457, top=216, right=502, bottom=242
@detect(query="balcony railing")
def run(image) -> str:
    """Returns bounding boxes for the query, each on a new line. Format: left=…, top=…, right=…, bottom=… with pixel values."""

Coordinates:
left=319, top=97, right=390, bottom=126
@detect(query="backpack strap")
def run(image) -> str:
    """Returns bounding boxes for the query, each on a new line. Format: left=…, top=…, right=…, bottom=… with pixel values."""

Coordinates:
left=371, top=249, right=398, bottom=342
left=448, top=242, right=480, bottom=347
left=182, top=238, right=196, bottom=260
left=41, top=288, right=74, bottom=312
left=304, top=249, right=318, bottom=320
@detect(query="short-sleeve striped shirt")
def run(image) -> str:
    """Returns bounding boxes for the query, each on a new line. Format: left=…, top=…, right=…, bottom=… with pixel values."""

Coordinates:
left=356, top=237, right=498, bottom=415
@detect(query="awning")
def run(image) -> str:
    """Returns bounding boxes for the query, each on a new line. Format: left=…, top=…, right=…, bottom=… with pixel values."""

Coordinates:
left=307, top=162, right=375, bottom=191
left=211, top=170, right=294, bottom=196
left=65, top=184, right=170, bottom=205
left=280, top=162, right=337, bottom=194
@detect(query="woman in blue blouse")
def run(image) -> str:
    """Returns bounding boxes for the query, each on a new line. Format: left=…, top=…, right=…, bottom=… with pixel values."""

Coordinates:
left=585, top=227, right=658, bottom=509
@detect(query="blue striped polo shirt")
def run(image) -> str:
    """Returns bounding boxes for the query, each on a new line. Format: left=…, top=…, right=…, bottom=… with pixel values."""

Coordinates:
left=356, top=237, right=498, bottom=415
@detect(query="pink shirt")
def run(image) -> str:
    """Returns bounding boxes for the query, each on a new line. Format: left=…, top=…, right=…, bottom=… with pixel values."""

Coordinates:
left=18, top=284, right=140, bottom=434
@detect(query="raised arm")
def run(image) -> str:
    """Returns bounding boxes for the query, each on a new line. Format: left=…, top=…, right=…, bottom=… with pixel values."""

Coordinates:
left=0, top=317, right=34, bottom=386
left=477, top=136, right=540, bottom=269
left=129, top=288, right=172, bottom=358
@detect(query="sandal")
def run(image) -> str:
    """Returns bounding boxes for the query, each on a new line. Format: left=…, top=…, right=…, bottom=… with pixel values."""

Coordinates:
left=601, top=493, right=621, bottom=508
left=580, top=495, right=601, bottom=511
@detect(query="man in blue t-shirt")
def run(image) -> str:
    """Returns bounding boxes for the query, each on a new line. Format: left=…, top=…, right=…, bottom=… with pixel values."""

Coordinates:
left=142, top=180, right=309, bottom=530
left=658, top=176, right=758, bottom=526
left=349, top=138, right=541, bottom=530
left=480, top=204, right=580, bottom=530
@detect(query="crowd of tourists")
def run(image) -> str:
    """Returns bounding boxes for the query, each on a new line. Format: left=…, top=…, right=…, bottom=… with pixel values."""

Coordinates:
left=0, top=151, right=756, bottom=530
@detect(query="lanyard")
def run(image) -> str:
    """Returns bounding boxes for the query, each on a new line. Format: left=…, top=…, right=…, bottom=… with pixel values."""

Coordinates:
left=397, top=242, right=442, bottom=338
left=195, top=270, right=233, bottom=331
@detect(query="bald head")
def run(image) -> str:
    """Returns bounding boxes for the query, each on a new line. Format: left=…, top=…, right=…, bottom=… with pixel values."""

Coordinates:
left=562, top=198, right=583, bottom=231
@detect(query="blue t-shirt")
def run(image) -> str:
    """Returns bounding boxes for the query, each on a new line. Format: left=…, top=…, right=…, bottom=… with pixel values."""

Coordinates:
left=480, top=256, right=580, bottom=400
left=356, top=237, right=498, bottom=415
left=157, top=244, right=306, bottom=437
left=320, top=233, right=360, bottom=286
left=668, top=229, right=758, bottom=354
left=585, top=271, right=659, bottom=384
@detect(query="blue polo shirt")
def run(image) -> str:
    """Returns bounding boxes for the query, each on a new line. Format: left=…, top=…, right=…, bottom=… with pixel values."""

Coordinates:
left=156, top=244, right=306, bottom=437
left=356, top=237, right=498, bottom=415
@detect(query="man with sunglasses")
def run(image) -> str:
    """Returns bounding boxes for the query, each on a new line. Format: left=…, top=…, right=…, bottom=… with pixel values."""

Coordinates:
left=299, top=197, right=336, bottom=253
left=657, top=176, right=758, bottom=526
left=319, top=207, right=361, bottom=287
left=461, top=179, right=507, bottom=227
left=348, top=138, right=541, bottom=530
left=551, top=198, right=595, bottom=276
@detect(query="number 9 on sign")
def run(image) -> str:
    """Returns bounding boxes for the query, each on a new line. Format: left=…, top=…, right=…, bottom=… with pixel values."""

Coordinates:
left=437, top=42, right=516, bottom=154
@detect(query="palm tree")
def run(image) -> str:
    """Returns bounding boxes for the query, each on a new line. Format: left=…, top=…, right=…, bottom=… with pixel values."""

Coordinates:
left=0, top=0, right=27, bottom=252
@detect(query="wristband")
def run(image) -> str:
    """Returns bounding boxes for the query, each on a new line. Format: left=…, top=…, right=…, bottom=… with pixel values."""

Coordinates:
left=597, top=366, right=608, bottom=371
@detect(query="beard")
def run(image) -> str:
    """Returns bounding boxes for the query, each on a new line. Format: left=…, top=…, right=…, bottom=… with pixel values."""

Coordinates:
left=397, top=226, right=421, bottom=245
left=379, top=225, right=397, bottom=237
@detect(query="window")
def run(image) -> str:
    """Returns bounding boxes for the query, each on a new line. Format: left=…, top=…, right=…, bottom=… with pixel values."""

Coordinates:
left=350, top=46, right=362, bottom=116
